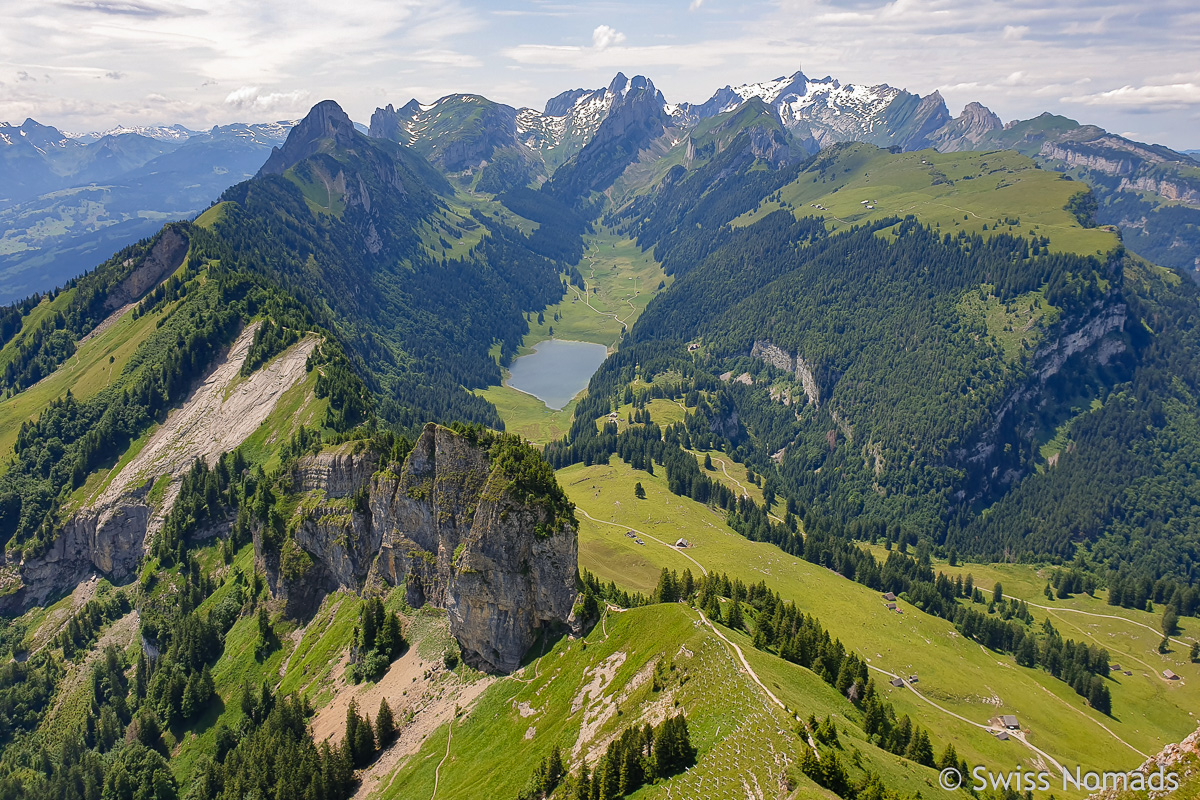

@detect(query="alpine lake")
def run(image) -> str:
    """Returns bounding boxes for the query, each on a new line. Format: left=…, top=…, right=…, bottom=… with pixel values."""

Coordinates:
left=505, top=339, right=609, bottom=411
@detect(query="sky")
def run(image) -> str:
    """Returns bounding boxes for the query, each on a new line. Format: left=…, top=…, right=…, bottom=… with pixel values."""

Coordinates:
left=0, top=0, right=1196, bottom=149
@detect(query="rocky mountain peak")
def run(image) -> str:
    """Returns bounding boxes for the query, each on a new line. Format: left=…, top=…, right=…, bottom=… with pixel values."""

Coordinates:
left=258, top=99, right=356, bottom=176
left=544, top=88, right=590, bottom=116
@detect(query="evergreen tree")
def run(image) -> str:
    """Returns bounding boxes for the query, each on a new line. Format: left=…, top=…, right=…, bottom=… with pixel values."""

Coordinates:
left=1162, top=606, right=1179, bottom=637
left=1088, top=679, right=1112, bottom=716
left=654, top=568, right=678, bottom=604
left=634, top=482, right=646, bottom=500
left=376, top=699, right=396, bottom=747
left=725, top=598, right=744, bottom=630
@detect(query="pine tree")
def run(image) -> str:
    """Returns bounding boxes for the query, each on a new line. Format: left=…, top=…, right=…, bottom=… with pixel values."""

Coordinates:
left=654, top=568, right=678, bottom=604
left=1088, top=679, right=1112, bottom=716
left=545, top=746, right=566, bottom=795
left=1191, top=641, right=1200, bottom=663
left=634, top=482, right=646, bottom=500
left=1162, top=606, right=1179, bottom=637
left=574, top=761, right=591, bottom=800
left=376, top=699, right=396, bottom=747
left=725, top=598, right=744, bottom=630
left=353, top=711, right=376, bottom=767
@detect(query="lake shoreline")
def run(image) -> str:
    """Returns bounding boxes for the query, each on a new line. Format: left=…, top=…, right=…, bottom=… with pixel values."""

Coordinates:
left=505, top=338, right=609, bottom=411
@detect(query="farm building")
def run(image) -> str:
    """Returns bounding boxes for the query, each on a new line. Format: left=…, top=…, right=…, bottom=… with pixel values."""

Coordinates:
left=1163, top=670, right=1179, bottom=680
left=890, top=678, right=905, bottom=688
left=882, top=592, right=897, bottom=601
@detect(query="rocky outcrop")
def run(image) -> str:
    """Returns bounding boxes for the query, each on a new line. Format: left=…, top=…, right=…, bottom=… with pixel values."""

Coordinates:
left=258, top=100, right=358, bottom=177
left=957, top=298, right=1129, bottom=482
left=293, top=447, right=379, bottom=497
left=0, top=327, right=318, bottom=616
left=262, top=424, right=579, bottom=674
left=1033, top=302, right=1127, bottom=382
left=0, top=484, right=151, bottom=612
left=1089, top=723, right=1200, bottom=799
left=103, top=226, right=189, bottom=311
left=750, top=340, right=821, bottom=406
left=1116, top=174, right=1200, bottom=206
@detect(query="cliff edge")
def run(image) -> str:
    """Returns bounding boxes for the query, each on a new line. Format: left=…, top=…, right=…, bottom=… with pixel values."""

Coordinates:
left=260, top=423, right=579, bottom=674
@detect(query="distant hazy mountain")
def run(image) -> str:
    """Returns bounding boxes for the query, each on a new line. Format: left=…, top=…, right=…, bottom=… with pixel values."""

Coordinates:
left=0, top=120, right=293, bottom=303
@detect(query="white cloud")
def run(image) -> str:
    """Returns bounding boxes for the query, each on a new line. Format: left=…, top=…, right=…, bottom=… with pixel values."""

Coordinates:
left=689, top=0, right=704, bottom=10
left=1002, top=25, right=1028, bottom=41
left=224, top=86, right=310, bottom=112
left=592, top=25, right=626, bottom=51
left=1061, top=82, right=1200, bottom=111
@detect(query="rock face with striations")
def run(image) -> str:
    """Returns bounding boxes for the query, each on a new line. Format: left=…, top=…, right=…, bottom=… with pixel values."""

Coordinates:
left=260, top=424, right=579, bottom=674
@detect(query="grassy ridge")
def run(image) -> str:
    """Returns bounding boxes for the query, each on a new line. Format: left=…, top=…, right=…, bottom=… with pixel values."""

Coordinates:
left=732, top=145, right=1119, bottom=258
left=0, top=299, right=163, bottom=465
left=377, top=602, right=958, bottom=800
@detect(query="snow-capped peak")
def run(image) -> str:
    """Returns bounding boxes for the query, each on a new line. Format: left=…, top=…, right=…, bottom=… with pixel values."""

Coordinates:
left=66, top=123, right=196, bottom=142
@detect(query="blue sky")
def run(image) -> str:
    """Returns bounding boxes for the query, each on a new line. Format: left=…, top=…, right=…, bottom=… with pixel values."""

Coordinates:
left=0, top=0, right=1196, bottom=149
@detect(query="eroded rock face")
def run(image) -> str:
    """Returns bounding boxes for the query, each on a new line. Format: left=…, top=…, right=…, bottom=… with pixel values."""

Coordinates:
left=104, top=226, right=189, bottom=311
left=293, top=448, right=379, bottom=497
left=263, top=424, right=579, bottom=674
left=750, top=339, right=821, bottom=406
left=0, top=328, right=318, bottom=616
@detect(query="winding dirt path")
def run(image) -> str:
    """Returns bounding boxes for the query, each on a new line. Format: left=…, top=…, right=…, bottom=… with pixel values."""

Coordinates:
left=866, top=663, right=1066, bottom=776
left=430, top=720, right=453, bottom=800
left=1013, top=596, right=1194, bottom=649
left=704, top=452, right=785, bottom=523
left=698, top=610, right=784, bottom=711
left=574, top=507, right=707, bottom=577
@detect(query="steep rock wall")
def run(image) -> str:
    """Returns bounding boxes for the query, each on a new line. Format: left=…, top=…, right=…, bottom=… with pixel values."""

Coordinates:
left=263, top=424, right=579, bottom=674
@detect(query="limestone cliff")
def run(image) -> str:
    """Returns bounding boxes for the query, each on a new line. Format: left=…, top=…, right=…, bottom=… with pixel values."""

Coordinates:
left=261, top=424, right=579, bottom=674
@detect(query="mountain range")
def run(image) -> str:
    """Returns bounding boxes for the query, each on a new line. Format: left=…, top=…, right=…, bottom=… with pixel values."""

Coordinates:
left=1, top=66, right=1199, bottom=800
left=7, top=68, right=1196, bottom=307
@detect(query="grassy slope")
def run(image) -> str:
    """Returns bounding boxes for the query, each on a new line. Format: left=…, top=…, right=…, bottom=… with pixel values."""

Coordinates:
left=477, top=229, right=670, bottom=444
left=0, top=298, right=163, bottom=465
left=896, top=549, right=1200, bottom=723
left=732, top=145, right=1119, bottom=258
left=559, top=456, right=1198, bottom=787
left=375, top=602, right=956, bottom=800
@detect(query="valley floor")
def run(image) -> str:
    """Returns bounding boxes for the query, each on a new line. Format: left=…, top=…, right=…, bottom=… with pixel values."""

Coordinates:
left=475, top=229, right=669, bottom=445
